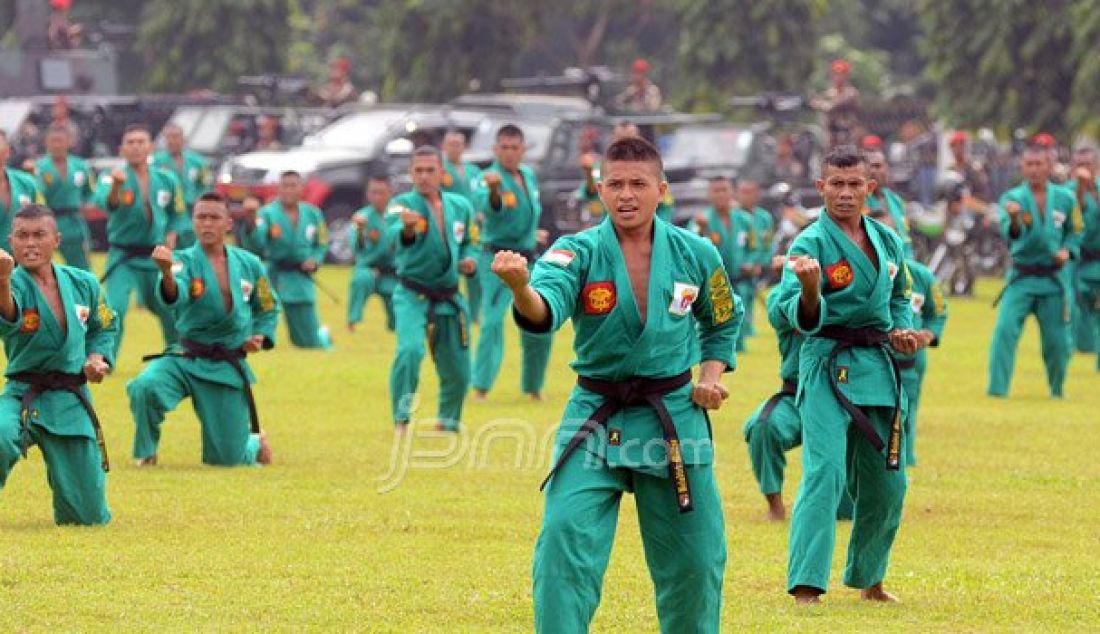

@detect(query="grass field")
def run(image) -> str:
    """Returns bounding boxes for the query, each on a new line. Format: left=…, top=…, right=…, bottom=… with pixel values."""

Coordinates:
left=1, top=260, right=1098, bottom=632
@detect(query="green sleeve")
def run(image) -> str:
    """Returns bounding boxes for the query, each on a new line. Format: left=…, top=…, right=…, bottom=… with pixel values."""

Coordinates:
left=239, top=209, right=270, bottom=256
left=474, top=178, right=494, bottom=214
left=765, top=285, right=791, bottom=333
left=92, top=173, right=115, bottom=211
left=458, top=198, right=475, bottom=262
left=519, top=236, right=583, bottom=333
left=889, top=246, right=914, bottom=331
left=166, top=173, right=188, bottom=236
left=998, top=191, right=1022, bottom=240
left=153, top=257, right=192, bottom=315
left=81, top=165, right=96, bottom=203
left=85, top=282, right=119, bottom=367
left=311, top=207, right=328, bottom=265
left=757, top=213, right=775, bottom=265
left=249, top=259, right=281, bottom=348
left=693, top=241, right=742, bottom=371
left=1063, top=192, right=1083, bottom=258
left=0, top=292, right=24, bottom=337
left=923, top=277, right=947, bottom=345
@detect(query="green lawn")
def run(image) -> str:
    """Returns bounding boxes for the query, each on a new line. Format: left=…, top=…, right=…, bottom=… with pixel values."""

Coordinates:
left=1, top=262, right=1098, bottom=632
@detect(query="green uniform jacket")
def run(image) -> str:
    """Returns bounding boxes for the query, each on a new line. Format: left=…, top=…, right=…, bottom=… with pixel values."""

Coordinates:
left=475, top=161, right=541, bottom=252
left=767, top=285, right=802, bottom=384
left=866, top=188, right=912, bottom=256
left=998, top=181, right=1083, bottom=294
left=442, top=158, right=483, bottom=203
left=386, top=190, right=475, bottom=315
left=746, top=206, right=775, bottom=267
left=35, top=155, right=94, bottom=210
left=153, top=149, right=211, bottom=241
left=896, top=259, right=946, bottom=365
left=0, top=264, right=118, bottom=438
left=520, top=218, right=742, bottom=472
left=777, top=212, right=913, bottom=408
left=576, top=161, right=675, bottom=223
left=154, top=244, right=281, bottom=386
left=1, top=169, right=45, bottom=251
left=688, top=207, right=753, bottom=282
left=240, top=202, right=327, bottom=304
left=92, top=166, right=186, bottom=270
left=350, top=205, right=396, bottom=271
left=1066, top=179, right=1100, bottom=284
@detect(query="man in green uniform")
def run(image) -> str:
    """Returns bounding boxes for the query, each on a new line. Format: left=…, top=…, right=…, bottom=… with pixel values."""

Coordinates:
left=241, top=171, right=332, bottom=349
left=0, top=204, right=117, bottom=525
left=92, top=124, right=184, bottom=358
left=870, top=208, right=948, bottom=466
left=731, top=179, right=774, bottom=350
left=496, top=137, right=742, bottom=632
left=153, top=123, right=212, bottom=250
left=442, top=130, right=484, bottom=322
left=35, top=124, right=94, bottom=270
left=577, top=121, right=676, bottom=226
left=989, top=146, right=1082, bottom=398
left=0, top=131, right=46, bottom=253
left=779, top=146, right=919, bottom=604
left=1067, top=148, right=1100, bottom=363
left=472, top=125, right=553, bottom=400
left=347, top=175, right=396, bottom=332
left=690, top=177, right=752, bottom=345
left=865, top=150, right=913, bottom=257
left=128, top=193, right=279, bottom=467
left=387, top=146, right=477, bottom=433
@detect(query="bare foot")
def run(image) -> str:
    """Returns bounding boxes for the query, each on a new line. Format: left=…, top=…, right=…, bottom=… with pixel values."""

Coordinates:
left=792, top=586, right=822, bottom=605
left=395, top=422, right=409, bottom=435
left=472, top=389, right=488, bottom=401
left=135, top=455, right=157, bottom=467
left=527, top=391, right=543, bottom=402
left=860, top=583, right=899, bottom=603
left=347, top=323, right=356, bottom=333
left=257, top=432, right=273, bottom=465
left=765, top=493, right=786, bottom=521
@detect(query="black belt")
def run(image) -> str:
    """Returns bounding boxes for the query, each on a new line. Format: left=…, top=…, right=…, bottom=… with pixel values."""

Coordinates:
left=53, top=206, right=80, bottom=216
left=993, top=263, right=1063, bottom=307
left=10, top=371, right=109, bottom=472
left=141, top=339, right=261, bottom=435
left=99, top=243, right=156, bottom=283
left=815, top=326, right=903, bottom=471
left=542, top=371, right=696, bottom=513
left=896, top=358, right=918, bottom=371
left=1081, top=248, right=1100, bottom=263
left=398, top=277, right=468, bottom=354
left=375, top=264, right=397, bottom=276
left=757, top=378, right=798, bottom=428
left=484, top=244, right=537, bottom=262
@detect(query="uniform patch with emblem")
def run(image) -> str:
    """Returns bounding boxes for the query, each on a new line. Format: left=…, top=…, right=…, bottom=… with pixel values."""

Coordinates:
left=543, top=249, right=575, bottom=267
left=609, top=429, right=622, bottom=446
left=501, top=191, right=518, bottom=208
left=910, top=292, right=925, bottom=314
left=587, top=200, right=604, bottom=215
left=932, top=284, right=945, bottom=314
left=20, top=308, right=40, bottom=333
left=305, top=224, right=317, bottom=242
left=825, top=259, right=854, bottom=290
left=170, top=261, right=184, bottom=275
left=269, top=223, right=283, bottom=239
left=157, top=190, right=171, bottom=208
left=256, top=276, right=275, bottom=311
left=707, top=267, right=734, bottom=324
left=121, top=190, right=135, bottom=206
left=43, top=172, right=54, bottom=186
left=669, top=282, right=699, bottom=316
left=189, top=278, right=205, bottom=299
left=442, top=172, right=454, bottom=188
left=241, top=280, right=254, bottom=301
left=837, top=366, right=850, bottom=383
left=367, top=228, right=380, bottom=242
left=887, top=261, right=899, bottom=281
left=75, top=304, right=90, bottom=324
left=1053, top=210, right=1066, bottom=228
left=97, top=297, right=114, bottom=329
left=709, top=231, right=721, bottom=245
left=582, top=282, right=616, bottom=315
left=453, top=221, right=465, bottom=243
left=73, top=171, right=85, bottom=187
left=415, top=216, right=429, bottom=234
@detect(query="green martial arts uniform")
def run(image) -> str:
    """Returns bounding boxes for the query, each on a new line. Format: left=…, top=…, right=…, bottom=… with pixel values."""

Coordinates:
left=989, top=181, right=1082, bottom=397
left=347, top=205, right=396, bottom=331
left=577, top=161, right=676, bottom=224
left=152, top=149, right=211, bottom=249
left=1067, top=179, right=1100, bottom=366
left=730, top=206, right=768, bottom=349
left=777, top=211, right=913, bottom=594
left=521, top=218, right=742, bottom=633
left=386, top=190, right=475, bottom=429
left=688, top=206, right=753, bottom=352
left=241, top=201, right=330, bottom=349
left=473, top=162, right=553, bottom=395
left=894, top=259, right=947, bottom=466
left=128, top=244, right=281, bottom=465
left=92, top=166, right=185, bottom=357
left=0, top=264, right=117, bottom=525
left=443, top=158, right=484, bottom=322
left=0, top=169, right=45, bottom=252
left=35, top=155, right=94, bottom=270
left=866, top=187, right=913, bottom=257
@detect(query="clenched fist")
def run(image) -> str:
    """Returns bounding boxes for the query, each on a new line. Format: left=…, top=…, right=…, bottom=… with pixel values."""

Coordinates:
left=483, top=172, right=502, bottom=188
left=691, top=381, right=729, bottom=410
left=889, top=329, right=920, bottom=355
left=579, top=153, right=598, bottom=170
left=492, top=250, right=530, bottom=291
left=242, top=334, right=266, bottom=354
left=110, top=168, right=127, bottom=186
left=0, top=248, right=14, bottom=279
left=353, top=214, right=367, bottom=228
left=400, top=210, right=421, bottom=234
left=151, top=245, right=174, bottom=274
left=1004, top=201, right=1021, bottom=218
left=789, top=255, right=822, bottom=298
left=83, top=353, right=110, bottom=384
left=693, top=213, right=710, bottom=232
left=458, top=258, right=477, bottom=276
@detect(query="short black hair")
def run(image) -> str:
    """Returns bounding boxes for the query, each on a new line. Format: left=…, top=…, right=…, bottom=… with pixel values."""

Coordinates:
left=122, top=123, right=152, bottom=139
left=496, top=124, right=524, bottom=142
left=14, top=204, right=56, bottom=221
left=197, top=191, right=228, bottom=205
left=368, top=174, right=393, bottom=187
left=603, top=136, right=663, bottom=173
left=412, top=145, right=442, bottom=162
left=280, top=170, right=302, bottom=180
left=46, top=124, right=71, bottom=136
left=708, top=175, right=731, bottom=185
left=443, top=129, right=467, bottom=141
left=821, top=145, right=866, bottom=172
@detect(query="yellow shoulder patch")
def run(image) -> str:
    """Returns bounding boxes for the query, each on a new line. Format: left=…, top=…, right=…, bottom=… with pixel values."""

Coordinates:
left=708, top=267, right=734, bottom=325
left=256, top=275, right=276, bottom=312
left=96, top=296, right=114, bottom=329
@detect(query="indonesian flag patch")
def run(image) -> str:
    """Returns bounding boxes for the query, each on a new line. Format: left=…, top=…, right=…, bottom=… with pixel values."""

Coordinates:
left=543, top=249, right=575, bottom=267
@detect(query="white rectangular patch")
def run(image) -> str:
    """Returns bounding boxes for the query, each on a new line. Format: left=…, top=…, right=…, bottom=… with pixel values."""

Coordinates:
left=157, top=190, right=171, bottom=208
left=305, top=224, right=317, bottom=241
left=669, top=282, right=699, bottom=316
left=453, top=221, right=465, bottom=243
left=1053, top=211, right=1066, bottom=228
left=74, top=304, right=90, bottom=325
left=241, top=280, right=254, bottom=301
left=910, top=292, right=925, bottom=314
left=543, top=249, right=575, bottom=267
left=887, top=261, right=899, bottom=281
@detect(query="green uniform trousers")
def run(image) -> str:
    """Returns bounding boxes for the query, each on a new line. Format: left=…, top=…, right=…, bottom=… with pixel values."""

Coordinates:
left=284, top=302, right=329, bottom=349
left=734, top=280, right=756, bottom=352
left=0, top=400, right=110, bottom=525
left=106, top=261, right=178, bottom=357
left=1075, top=281, right=1100, bottom=368
left=473, top=251, right=552, bottom=394
left=347, top=270, right=395, bottom=331
left=127, top=356, right=261, bottom=466
left=533, top=453, right=726, bottom=633
left=466, top=268, right=482, bottom=325
left=389, top=288, right=469, bottom=429
left=59, top=238, right=91, bottom=272
left=988, top=286, right=1068, bottom=397
left=56, top=212, right=91, bottom=271
left=900, top=354, right=927, bottom=467
left=788, top=405, right=907, bottom=593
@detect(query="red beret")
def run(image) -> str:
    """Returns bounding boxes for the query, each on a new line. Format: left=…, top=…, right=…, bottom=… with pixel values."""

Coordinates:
left=861, top=134, right=883, bottom=149
left=949, top=131, right=969, bottom=145
left=1032, top=132, right=1056, bottom=147
left=831, top=59, right=851, bottom=75
left=632, top=58, right=650, bottom=73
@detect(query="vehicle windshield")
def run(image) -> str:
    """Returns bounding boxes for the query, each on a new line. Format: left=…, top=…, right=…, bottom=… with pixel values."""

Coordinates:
left=0, top=101, right=32, bottom=136
left=305, top=110, right=404, bottom=149
left=665, top=127, right=752, bottom=167
left=466, top=119, right=552, bottom=163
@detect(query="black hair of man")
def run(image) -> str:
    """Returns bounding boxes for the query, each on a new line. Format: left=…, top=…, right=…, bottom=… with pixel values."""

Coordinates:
left=496, top=124, right=524, bottom=142
left=709, top=175, right=731, bottom=185
left=198, top=191, right=228, bottom=205
left=412, top=145, right=443, bottom=162
left=279, top=170, right=302, bottom=181
left=821, top=144, right=867, bottom=172
left=15, top=204, right=56, bottom=221
left=603, top=136, right=664, bottom=173
left=368, top=173, right=393, bottom=186
left=122, top=123, right=152, bottom=138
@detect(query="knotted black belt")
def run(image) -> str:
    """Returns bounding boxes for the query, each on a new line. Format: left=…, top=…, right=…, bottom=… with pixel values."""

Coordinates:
left=1081, top=248, right=1100, bottom=263
left=52, top=206, right=80, bottom=217
left=814, top=326, right=904, bottom=471
left=757, top=378, right=798, bottom=428
left=11, top=371, right=109, bottom=472
left=993, top=263, right=1063, bottom=307
left=398, top=277, right=469, bottom=354
left=542, top=371, right=696, bottom=513
left=896, top=357, right=918, bottom=371
left=99, top=243, right=156, bottom=283
left=142, top=339, right=261, bottom=435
